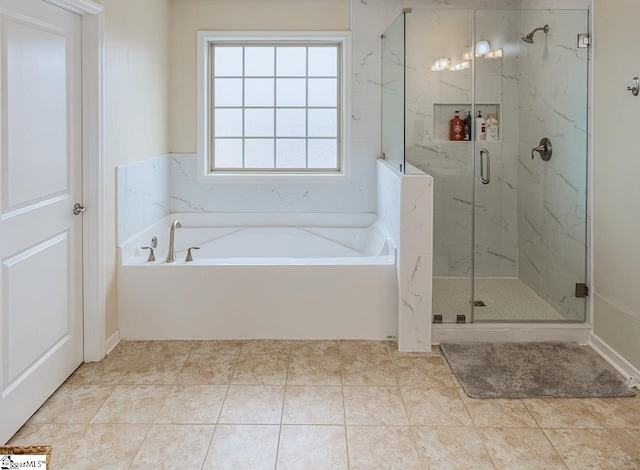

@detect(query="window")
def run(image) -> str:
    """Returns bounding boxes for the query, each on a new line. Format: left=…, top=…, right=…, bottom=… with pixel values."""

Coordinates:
left=198, top=32, right=351, bottom=180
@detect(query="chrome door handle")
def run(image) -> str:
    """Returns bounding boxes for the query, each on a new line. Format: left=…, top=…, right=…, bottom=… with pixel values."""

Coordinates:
left=531, top=137, right=552, bottom=161
left=73, top=203, right=86, bottom=215
left=480, top=148, right=490, bottom=185
left=627, top=76, right=639, bottom=96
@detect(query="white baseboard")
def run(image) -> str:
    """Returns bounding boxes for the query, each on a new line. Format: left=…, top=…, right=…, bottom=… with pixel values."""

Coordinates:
left=105, top=329, right=121, bottom=356
left=589, top=333, right=640, bottom=388
left=432, top=323, right=591, bottom=344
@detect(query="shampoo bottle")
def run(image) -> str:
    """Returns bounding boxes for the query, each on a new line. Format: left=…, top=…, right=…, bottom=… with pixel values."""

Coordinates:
left=449, top=110, right=464, bottom=141
left=464, top=111, right=472, bottom=141
left=486, top=113, right=499, bottom=141
left=475, top=111, right=486, bottom=141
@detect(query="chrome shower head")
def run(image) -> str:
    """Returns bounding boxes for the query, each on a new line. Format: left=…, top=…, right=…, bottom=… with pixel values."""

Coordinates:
left=522, top=24, right=549, bottom=44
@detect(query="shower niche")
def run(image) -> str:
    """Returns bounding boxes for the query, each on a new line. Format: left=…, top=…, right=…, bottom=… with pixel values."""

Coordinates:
left=382, top=8, right=589, bottom=324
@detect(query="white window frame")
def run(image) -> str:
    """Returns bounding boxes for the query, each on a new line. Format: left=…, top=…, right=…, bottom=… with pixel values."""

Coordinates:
left=197, top=31, right=351, bottom=183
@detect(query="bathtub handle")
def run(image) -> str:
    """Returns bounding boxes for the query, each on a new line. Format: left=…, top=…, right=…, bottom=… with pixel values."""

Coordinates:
left=141, top=246, right=156, bottom=262
left=185, top=246, right=200, bottom=262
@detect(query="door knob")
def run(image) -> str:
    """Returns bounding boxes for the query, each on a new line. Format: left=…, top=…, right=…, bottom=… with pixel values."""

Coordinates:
left=73, top=203, right=86, bottom=215
left=531, top=138, right=552, bottom=161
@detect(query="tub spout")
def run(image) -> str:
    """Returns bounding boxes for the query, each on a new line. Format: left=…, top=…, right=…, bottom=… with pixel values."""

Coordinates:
left=166, top=219, right=182, bottom=262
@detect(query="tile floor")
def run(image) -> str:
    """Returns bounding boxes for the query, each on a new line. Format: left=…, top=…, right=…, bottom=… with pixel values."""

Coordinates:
left=9, top=340, right=640, bottom=469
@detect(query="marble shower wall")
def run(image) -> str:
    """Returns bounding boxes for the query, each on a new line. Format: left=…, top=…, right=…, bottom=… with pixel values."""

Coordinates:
left=516, top=9, right=589, bottom=320
left=404, top=9, right=520, bottom=278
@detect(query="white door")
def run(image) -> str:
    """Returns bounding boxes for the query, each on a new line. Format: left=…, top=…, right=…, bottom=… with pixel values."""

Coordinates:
left=0, top=0, right=83, bottom=444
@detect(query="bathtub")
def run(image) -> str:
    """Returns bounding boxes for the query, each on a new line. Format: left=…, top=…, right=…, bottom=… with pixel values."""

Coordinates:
left=117, top=213, right=398, bottom=340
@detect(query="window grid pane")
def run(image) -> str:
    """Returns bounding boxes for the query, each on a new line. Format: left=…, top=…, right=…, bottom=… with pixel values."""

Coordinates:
left=211, top=43, right=340, bottom=171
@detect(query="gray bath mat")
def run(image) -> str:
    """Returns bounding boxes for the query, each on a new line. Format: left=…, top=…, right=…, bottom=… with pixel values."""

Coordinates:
left=440, top=342, right=635, bottom=399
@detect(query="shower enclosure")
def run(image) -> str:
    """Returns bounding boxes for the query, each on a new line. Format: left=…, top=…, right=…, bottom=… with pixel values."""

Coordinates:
left=382, top=8, right=589, bottom=323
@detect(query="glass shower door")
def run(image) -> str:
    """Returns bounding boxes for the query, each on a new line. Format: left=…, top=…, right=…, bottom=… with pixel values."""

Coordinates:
left=472, top=9, right=589, bottom=322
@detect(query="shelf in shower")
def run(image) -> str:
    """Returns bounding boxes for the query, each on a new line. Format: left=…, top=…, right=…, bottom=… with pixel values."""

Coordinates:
left=433, top=103, right=501, bottom=142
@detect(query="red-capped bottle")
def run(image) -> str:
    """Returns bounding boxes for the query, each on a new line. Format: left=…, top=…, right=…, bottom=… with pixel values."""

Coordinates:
left=450, top=110, right=464, bottom=141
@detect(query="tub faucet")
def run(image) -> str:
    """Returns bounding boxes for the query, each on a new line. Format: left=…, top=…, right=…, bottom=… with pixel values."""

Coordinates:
left=166, top=219, right=182, bottom=262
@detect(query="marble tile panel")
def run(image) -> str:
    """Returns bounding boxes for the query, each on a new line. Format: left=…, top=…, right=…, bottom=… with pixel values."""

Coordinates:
left=282, top=385, right=345, bottom=425
left=175, top=355, right=238, bottom=385
left=346, top=426, right=422, bottom=470
left=91, top=385, right=172, bottom=424
left=218, top=385, right=284, bottom=424
left=277, top=425, right=348, bottom=470
left=412, top=426, right=495, bottom=470
left=544, top=429, right=638, bottom=470
left=203, top=425, right=279, bottom=470
left=341, top=355, right=397, bottom=386
left=154, top=385, right=228, bottom=424
left=29, top=384, right=114, bottom=424
left=231, top=354, right=289, bottom=385
left=190, top=340, right=243, bottom=355
left=130, top=424, right=214, bottom=469
left=343, top=386, right=408, bottom=426
left=478, top=427, right=566, bottom=470
left=401, top=387, right=472, bottom=426
left=287, top=355, right=342, bottom=385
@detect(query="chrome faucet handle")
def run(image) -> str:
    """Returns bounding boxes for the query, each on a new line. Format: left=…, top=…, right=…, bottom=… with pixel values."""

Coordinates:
left=185, top=246, right=200, bottom=262
left=531, top=137, right=552, bottom=161
left=140, top=246, right=156, bottom=262
left=151, top=236, right=158, bottom=249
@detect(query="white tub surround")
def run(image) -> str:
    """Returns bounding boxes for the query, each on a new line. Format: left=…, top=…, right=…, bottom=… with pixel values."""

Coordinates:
left=118, top=213, right=397, bottom=340
left=378, top=160, right=434, bottom=352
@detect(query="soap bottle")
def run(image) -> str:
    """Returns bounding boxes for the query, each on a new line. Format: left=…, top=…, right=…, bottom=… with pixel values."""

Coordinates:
left=475, top=110, right=486, bottom=141
left=486, top=113, right=499, bottom=141
left=449, top=110, right=464, bottom=141
left=464, top=111, right=472, bottom=141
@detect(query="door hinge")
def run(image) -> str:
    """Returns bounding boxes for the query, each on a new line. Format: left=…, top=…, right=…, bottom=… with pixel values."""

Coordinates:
left=577, top=33, right=590, bottom=48
left=575, top=283, right=589, bottom=298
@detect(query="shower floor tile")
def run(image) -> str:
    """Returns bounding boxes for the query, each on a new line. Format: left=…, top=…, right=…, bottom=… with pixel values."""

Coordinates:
left=433, top=277, right=566, bottom=322
left=8, top=340, right=638, bottom=469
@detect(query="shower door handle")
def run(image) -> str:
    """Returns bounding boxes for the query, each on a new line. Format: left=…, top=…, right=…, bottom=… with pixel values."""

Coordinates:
left=480, top=148, right=491, bottom=184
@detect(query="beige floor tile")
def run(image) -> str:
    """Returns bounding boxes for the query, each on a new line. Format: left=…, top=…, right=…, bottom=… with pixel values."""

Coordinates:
left=479, top=427, right=566, bottom=470
left=29, top=384, right=114, bottom=424
left=523, top=398, right=605, bottom=428
left=611, top=428, right=640, bottom=463
left=393, top=356, right=456, bottom=388
left=65, top=361, right=125, bottom=385
left=91, top=385, right=172, bottom=424
left=461, top=395, right=538, bottom=428
left=231, top=354, right=289, bottom=385
left=113, top=340, right=194, bottom=356
left=155, top=385, right=228, bottom=424
left=9, top=424, right=88, bottom=469
left=203, top=424, right=279, bottom=470
left=402, top=387, right=472, bottom=426
left=283, top=385, right=344, bottom=425
left=191, top=340, right=243, bottom=355
left=347, top=425, right=421, bottom=470
left=288, top=355, right=342, bottom=385
left=218, top=385, right=284, bottom=424
left=240, top=340, right=292, bottom=355
left=176, top=354, right=238, bottom=384
left=343, top=386, right=408, bottom=425
left=119, top=354, right=188, bottom=384
left=339, top=340, right=390, bottom=355
left=412, top=426, right=495, bottom=470
left=130, top=424, right=214, bottom=469
left=277, top=425, right=348, bottom=469
left=341, top=355, right=397, bottom=386
left=590, top=397, right=640, bottom=428
left=290, top=340, right=340, bottom=355
left=544, top=428, right=639, bottom=470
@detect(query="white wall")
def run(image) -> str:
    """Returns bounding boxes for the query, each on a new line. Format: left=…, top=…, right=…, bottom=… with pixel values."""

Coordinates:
left=96, top=0, right=171, bottom=339
left=592, top=0, right=640, bottom=369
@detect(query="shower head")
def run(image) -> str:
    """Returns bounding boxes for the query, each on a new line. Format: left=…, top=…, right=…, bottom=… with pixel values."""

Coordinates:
left=522, top=24, right=549, bottom=44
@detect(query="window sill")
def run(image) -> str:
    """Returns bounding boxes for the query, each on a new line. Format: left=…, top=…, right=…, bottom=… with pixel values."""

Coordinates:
left=196, top=171, right=352, bottom=184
